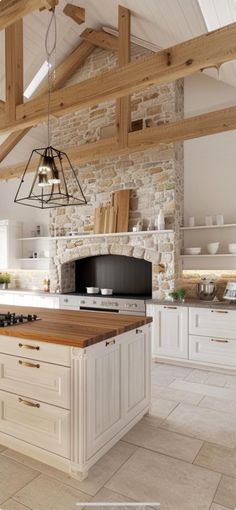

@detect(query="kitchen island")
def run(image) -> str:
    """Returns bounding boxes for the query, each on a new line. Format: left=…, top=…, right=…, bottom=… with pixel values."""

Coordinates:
left=0, top=306, right=152, bottom=479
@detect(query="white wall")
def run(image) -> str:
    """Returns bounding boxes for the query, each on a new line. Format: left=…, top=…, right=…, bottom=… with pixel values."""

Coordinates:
left=184, top=72, right=236, bottom=225
left=0, top=176, right=49, bottom=236
left=184, top=73, right=236, bottom=269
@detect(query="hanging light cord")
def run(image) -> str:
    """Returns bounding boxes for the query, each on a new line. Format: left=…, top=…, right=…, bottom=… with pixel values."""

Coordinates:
left=45, top=8, right=57, bottom=147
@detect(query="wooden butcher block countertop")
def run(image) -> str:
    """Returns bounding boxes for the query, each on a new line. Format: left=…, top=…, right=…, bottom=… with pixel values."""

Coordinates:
left=0, top=306, right=152, bottom=348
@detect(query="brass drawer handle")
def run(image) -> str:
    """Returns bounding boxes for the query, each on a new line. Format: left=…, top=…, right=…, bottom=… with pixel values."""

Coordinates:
left=105, top=339, right=116, bottom=346
left=136, top=329, right=143, bottom=334
left=211, top=338, right=229, bottom=344
left=210, top=310, right=228, bottom=314
left=18, top=397, right=40, bottom=408
left=164, top=306, right=177, bottom=309
left=18, top=360, right=40, bottom=368
left=18, top=343, right=40, bottom=350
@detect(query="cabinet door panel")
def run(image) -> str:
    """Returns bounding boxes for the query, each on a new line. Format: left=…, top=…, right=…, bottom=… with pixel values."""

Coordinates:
left=189, top=334, right=236, bottom=367
left=153, top=305, right=188, bottom=359
left=123, top=329, right=150, bottom=421
left=0, top=390, right=70, bottom=458
left=0, top=354, right=70, bottom=408
left=86, top=338, right=123, bottom=459
left=189, top=307, right=236, bottom=339
left=0, top=335, right=71, bottom=367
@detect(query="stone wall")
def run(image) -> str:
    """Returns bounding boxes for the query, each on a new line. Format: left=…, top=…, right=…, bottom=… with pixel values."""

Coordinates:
left=48, top=45, right=184, bottom=298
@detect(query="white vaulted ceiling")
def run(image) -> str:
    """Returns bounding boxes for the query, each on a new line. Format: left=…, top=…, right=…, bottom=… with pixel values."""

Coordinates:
left=1, top=0, right=236, bottom=167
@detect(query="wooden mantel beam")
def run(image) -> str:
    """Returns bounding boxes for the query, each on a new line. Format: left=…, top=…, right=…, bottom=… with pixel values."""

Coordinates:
left=0, top=0, right=58, bottom=31
left=2, top=104, right=236, bottom=181
left=1, top=21, right=236, bottom=134
left=0, top=41, right=95, bottom=163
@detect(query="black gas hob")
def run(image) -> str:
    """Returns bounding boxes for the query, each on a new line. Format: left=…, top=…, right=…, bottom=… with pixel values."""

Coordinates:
left=0, top=312, right=40, bottom=328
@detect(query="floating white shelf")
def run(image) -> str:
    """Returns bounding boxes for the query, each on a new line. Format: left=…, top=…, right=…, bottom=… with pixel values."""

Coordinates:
left=181, top=254, right=236, bottom=258
left=17, top=258, right=50, bottom=261
left=181, top=223, right=236, bottom=231
left=17, top=230, right=173, bottom=241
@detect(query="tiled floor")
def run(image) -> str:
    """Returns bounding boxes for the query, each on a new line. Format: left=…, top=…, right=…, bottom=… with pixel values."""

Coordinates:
left=1, top=362, right=236, bottom=509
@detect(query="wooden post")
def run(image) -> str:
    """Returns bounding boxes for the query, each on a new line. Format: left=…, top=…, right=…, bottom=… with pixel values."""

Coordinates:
left=5, top=20, right=23, bottom=122
left=116, top=5, right=131, bottom=148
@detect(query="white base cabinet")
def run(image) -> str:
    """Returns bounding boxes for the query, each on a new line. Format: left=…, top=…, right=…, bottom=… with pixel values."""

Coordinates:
left=0, top=324, right=151, bottom=479
left=148, top=303, right=236, bottom=370
left=147, top=304, right=188, bottom=359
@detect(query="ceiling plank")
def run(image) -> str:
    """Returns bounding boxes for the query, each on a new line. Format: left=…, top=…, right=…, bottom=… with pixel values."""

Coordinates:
left=0, top=0, right=58, bottom=31
left=116, top=5, right=131, bottom=148
left=0, top=41, right=95, bottom=163
left=63, top=3, right=85, bottom=25
left=2, top=104, right=236, bottom=181
left=80, top=28, right=118, bottom=52
left=1, top=21, right=236, bottom=134
left=5, top=20, right=23, bottom=122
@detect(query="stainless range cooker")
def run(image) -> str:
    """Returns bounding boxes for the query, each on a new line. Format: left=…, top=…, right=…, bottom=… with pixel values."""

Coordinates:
left=59, top=294, right=147, bottom=316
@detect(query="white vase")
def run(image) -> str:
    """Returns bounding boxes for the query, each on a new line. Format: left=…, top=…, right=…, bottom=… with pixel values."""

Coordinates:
left=157, top=209, right=165, bottom=230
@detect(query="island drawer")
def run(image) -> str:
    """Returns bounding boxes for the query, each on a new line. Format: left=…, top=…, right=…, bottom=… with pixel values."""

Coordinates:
left=0, top=354, right=71, bottom=409
left=189, top=307, right=236, bottom=339
left=0, top=390, right=70, bottom=458
left=189, top=334, right=236, bottom=367
left=0, top=335, right=71, bottom=367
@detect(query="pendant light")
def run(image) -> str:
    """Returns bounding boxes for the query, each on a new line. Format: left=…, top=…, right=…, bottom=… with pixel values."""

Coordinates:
left=14, top=8, right=87, bottom=209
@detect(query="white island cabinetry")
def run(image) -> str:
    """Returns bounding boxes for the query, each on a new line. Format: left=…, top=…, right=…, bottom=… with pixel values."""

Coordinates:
left=0, top=323, right=151, bottom=479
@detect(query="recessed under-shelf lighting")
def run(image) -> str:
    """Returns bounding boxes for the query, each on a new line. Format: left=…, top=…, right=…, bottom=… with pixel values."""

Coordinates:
left=24, top=61, right=51, bottom=99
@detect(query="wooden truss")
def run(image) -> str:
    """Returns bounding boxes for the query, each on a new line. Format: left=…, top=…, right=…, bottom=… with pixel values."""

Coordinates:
left=1, top=2, right=236, bottom=179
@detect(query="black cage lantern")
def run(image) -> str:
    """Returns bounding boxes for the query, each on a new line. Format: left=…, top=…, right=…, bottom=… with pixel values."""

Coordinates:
left=14, top=146, right=87, bottom=209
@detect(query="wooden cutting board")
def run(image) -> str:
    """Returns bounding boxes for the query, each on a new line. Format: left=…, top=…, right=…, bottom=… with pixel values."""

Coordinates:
left=112, top=189, right=130, bottom=232
left=94, top=207, right=106, bottom=234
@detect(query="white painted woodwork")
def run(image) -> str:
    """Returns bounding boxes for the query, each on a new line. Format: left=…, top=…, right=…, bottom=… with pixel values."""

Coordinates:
left=0, top=390, right=71, bottom=458
left=0, top=335, right=71, bottom=366
left=86, top=337, right=123, bottom=459
left=189, top=307, right=236, bottom=339
left=0, top=292, right=59, bottom=309
left=0, top=220, right=22, bottom=269
left=122, top=329, right=150, bottom=421
left=189, top=334, right=236, bottom=367
left=0, top=354, right=70, bottom=408
left=0, top=324, right=151, bottom=478
left=150, top=304, right=188, bottom=359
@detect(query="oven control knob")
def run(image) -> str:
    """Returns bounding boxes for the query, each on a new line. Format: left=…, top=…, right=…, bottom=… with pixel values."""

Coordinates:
left=93, top=301, right=97, bottom=305
left=80, top=300, right=85, bottom=304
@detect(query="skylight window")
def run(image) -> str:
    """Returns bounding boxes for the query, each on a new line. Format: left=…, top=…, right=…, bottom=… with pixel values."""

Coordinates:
left=24, top=61, right=51, bottom=99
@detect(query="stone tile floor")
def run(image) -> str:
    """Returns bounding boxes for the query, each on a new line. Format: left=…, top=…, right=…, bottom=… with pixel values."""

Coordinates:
left=1, top=362, right=236, bottom=509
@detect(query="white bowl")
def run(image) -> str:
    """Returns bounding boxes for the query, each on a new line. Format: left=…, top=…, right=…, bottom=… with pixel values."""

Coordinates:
left=86, top=287, right=99, bottom=294
left=101, top=288, right=113, bottom=295
left=185, top=247, right=201, bottom=255
left=207, top=242, right=220, bottom=255
left=228, top=243, right=236, bottom=254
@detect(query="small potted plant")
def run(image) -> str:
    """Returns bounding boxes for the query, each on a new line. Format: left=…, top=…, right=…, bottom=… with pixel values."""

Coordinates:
left=169, top=287, right=186, bottom=302
left=0, top=273, right=11, bottom=290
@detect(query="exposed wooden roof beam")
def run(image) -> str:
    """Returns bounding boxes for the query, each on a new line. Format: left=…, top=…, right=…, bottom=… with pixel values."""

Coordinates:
left=1, top=20, right=236, bottom=135
left=116, top=5, right=131, bottom=148
left=5, top=20, right=23, bottom=122
left=0, top=0, right=58, bottom=31
left=0, top=41, right=95, bottom=163
left=2, top=104, right=236, bottom=181
left=80, top=28, right=118, bottom=52
left=63, top=3, right=85, bottom=25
